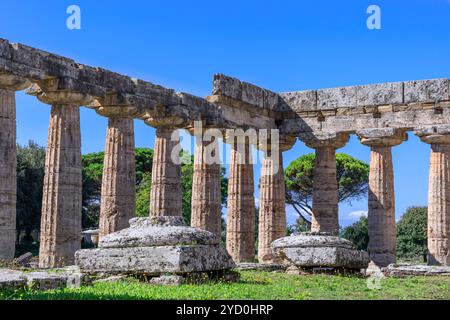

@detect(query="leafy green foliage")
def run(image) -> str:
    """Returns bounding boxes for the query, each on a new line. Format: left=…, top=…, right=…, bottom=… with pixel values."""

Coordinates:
left=285, top=153, right=369, bottom=224
left=287, top=218, right=310, bottom=235
left=340, top=216, right=369, bottom=250
left=16, top=141, right=46, bottom=243
left=83, top=149, right=228, bottom=226
left=81, top=152, right=104, bottom=228
left=2, top=271, right=449, bottom=300
left=397, top=206, right=428, bottom=262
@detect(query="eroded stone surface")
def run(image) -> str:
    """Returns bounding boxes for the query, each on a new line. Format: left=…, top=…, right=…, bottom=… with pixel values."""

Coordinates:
left=0, top=88, right=16, bottom=260
left=272, top=234, right=369, bottom=270
left=39, top=104, right=82, bottom=269
left=99, top=116, right=136, bottom=239
left=382, top=264, right=450, bottom=277
left=76, top=245, right=234, bottom=275
left=0, top=267, right=87, bottom=291
left=76, top=217, right=235, bottom=275
left=226, top=141, right=256, bottom=263
left=99, top=224, right=220, bottom=248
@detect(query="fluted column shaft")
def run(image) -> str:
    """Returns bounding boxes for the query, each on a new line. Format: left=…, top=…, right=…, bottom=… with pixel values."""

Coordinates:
left=191, top=136, right=221, bottom=235
left=358, top=129, right=406, bottom=268
left=99, top=117, right=136, bottom=239
left=39, top=105, right=82, bottom=268
left=258, top=151, right=286, bottom=263
left=367, top=145, right=396, bottom=267
left=427, top=143, right=450, bottom=265
left=227, top=142, right=255, bottom=262
left=150, top=127, right=182, bottom=217
left=311, top=146, right=339, bottom=235
left=0, top=88, right=17, bottom=260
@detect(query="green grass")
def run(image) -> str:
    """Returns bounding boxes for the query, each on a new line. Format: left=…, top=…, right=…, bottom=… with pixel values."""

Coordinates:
left=1, top=271, right=449, bottom=300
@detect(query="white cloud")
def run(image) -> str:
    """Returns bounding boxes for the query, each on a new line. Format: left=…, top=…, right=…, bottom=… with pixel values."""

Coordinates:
left=347, top=210, right=368, bottom=219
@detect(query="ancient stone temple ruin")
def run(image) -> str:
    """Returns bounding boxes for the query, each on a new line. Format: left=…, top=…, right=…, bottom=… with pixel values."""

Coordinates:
left=0, top=39, right=449, bottom=274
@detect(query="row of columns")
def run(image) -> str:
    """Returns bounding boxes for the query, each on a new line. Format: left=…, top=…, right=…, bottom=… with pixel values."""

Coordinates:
left=0, top=78, right=449, bottom=267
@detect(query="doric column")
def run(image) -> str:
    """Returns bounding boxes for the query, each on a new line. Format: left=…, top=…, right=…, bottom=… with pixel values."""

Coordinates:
left=359, top=128, right=407, bottom=268
left=150, top=127, right=182, bottom=217
left=96, top=99, right=137, bottom=240
left=257, top=135, right=295, bottom=263
left=416, top=127, right=450, bottom=266
left=98, top=117, right=135, bottom=239
left=226, top=136, right=255, bottom=262
left=0, top=74, right=30, bottom=260
left=30, top=83, right=93, bottom=268
left=191, top=127, right=222, bottom=236
left=302, top=132, right=349, bottom=235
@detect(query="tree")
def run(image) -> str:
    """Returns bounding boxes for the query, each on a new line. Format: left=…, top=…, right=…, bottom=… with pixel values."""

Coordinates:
left=84, top=149, right=228, bottom=227
left=285, top=153, right=369, bottom=224
left=340, top=216, right=369, bottom=250
left=286, top=218, right=310, bottom=235
left=397, top=206, right=427, bottom=262
left=81, top=152, right=104, bottom=228
left=16, top=141, right=46, bottom=243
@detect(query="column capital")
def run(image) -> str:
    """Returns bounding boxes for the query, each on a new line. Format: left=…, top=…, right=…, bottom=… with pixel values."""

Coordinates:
left=143, top=105, right=188, bottom=129
left=27, top=80, right=93, bottom=106
left=358, top=128, right=407, bottom=147
left=91, top=93, right=142, bottom=118
left=415, top=125, right=450, bottom=145
left=0, top=73, right=31, bottom=91
left=300, top=131, right=349, bottom=149
left=257, top=132, right=296, bottom=153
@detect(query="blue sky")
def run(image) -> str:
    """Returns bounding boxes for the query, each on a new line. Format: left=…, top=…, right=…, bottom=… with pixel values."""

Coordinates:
left=2, top=0, right=449, bottom=226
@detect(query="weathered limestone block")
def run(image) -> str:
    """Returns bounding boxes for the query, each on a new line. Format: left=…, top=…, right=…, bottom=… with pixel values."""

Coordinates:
left=279, top=90, right=317, bottom=112
left=149, top=127, right=182, bottom=217
left=358, top=129, right=407, bottom=267
left=0, top=271, right=26, bottom=290
left=75, top=217, right=235, bottom=276
left=0, top=74, right=30, bottom=260
left=301, top=132, right=349, bottom=235
left=76, top=245, right=234, bottom=275
left=212, top=74, right=282, bottom=112
left=357, top=82, right=404, bottom=107
left=404, top=79, right=450, bottom=104
left=0, top=267, right=87, bottom=291
left=382, top=264, right=450, bottom=277
left=100, top=217, right=219, bottom=248
left=226, top=140, right=255, bottom=262
left=258, top=151, right=287, bottom=263
left=317, top=86, right=358, bottom=110
left=272, top=233, right=369, bottom=270
left=416, top=128, right=450, bottom=266
left=191, top=134, right=221, bottom=236
left=99, top=116, right=136, bottom=239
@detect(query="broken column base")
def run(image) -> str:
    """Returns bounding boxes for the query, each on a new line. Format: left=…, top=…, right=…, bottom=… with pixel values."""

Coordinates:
left=272, top=232, right=369, bottom=274
left=75, top=216, right=237, bottom=284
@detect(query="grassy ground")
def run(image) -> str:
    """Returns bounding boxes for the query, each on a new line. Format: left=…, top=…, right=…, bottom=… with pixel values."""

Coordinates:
left=1, top=271, right=449, bottom=300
